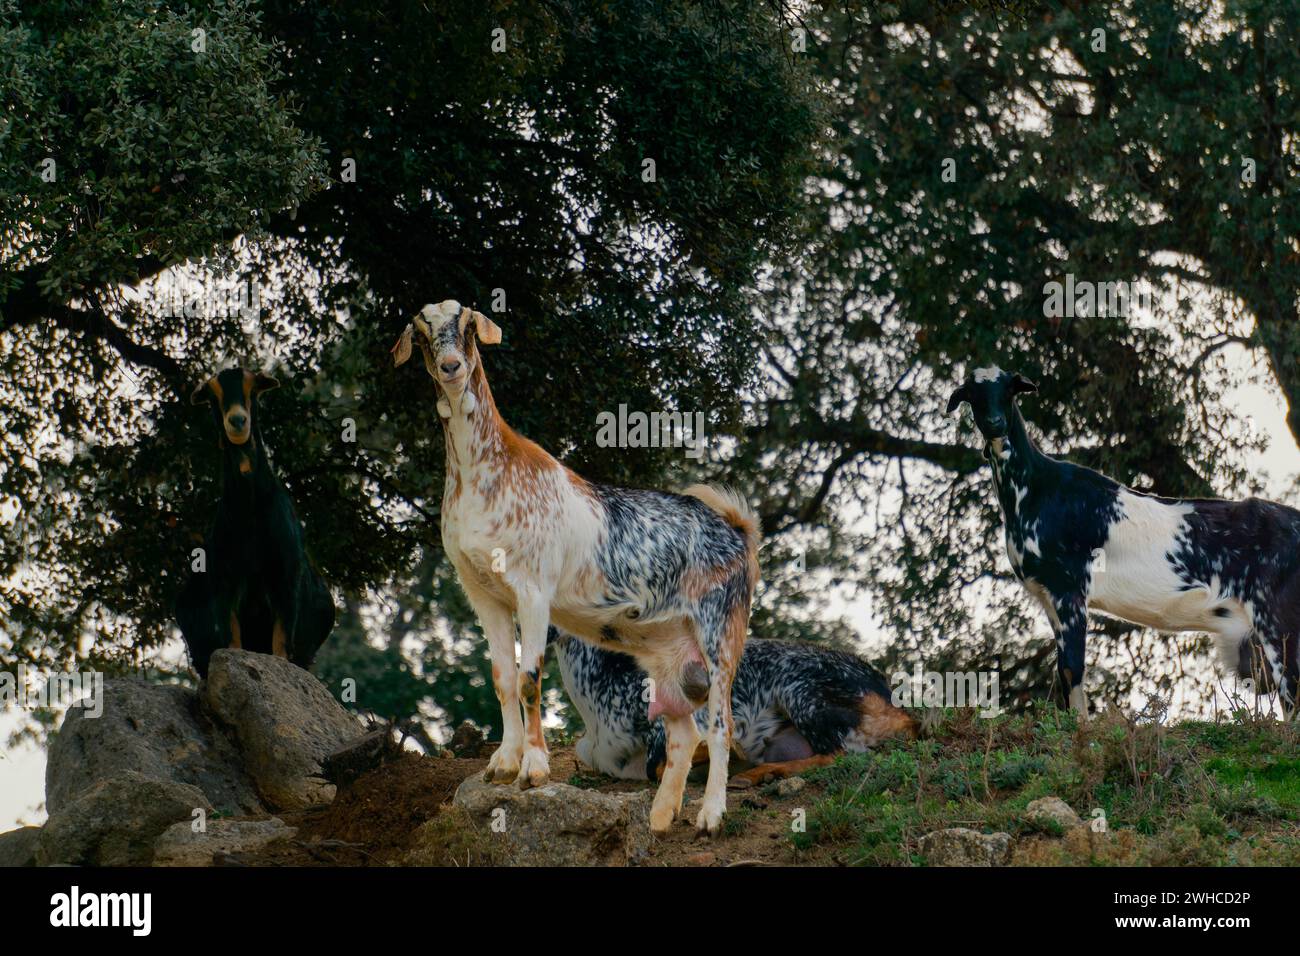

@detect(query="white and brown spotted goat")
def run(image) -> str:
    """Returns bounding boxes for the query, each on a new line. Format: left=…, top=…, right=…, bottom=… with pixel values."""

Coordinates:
left=392, top=300, right=761, bottom=834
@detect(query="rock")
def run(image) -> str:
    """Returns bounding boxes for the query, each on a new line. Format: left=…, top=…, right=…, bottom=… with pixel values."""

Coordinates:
left=0, top=827, right=41, bottom=867
left=319, top=726, right=400, bottom=788
left=453, top=775, right=654, bottom=866
left=775, top=776, right=807, bottom=797
left=1026, top=796, right=1083, bottom=832
left=45, top=678, right=263, bottom=817
left=153, top=817, right=296, bottom=866
left=201, top=650, right=363, bottom=810
left=449, top=720, right=485, bottom=758
left=920, top=828, right=1013, bottom=867
left=39, top=772, right=211, bottom=866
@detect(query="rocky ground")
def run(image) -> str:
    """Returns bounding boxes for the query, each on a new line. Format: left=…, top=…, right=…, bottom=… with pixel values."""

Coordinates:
left=2, top=651, right=1298, bottom=867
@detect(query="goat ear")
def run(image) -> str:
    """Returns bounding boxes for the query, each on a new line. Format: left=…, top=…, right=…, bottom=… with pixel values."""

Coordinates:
left=458, top=306, right=501, bottom=345
left=946, top=384, right=972, bottom=414
left=190, top=379, right=213, bottom=405
left=252, top=373, right=279, bottom=395
left=472, top=310, right=502, bottom=345
left=1011, top=374, right=1038, bottom=396
left=391, top=324, right=414, bottom=367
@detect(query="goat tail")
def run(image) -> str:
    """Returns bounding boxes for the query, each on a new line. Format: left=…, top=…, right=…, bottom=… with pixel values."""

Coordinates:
left=683, top=484, right=761, bottom=578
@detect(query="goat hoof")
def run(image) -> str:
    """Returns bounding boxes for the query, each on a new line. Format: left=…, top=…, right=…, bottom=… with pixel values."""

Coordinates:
left=484, top=745, right=522, bottom=784
left=649, top=803, right=677, bottom=834
left=516, top=747, right=550, bottom=790
left=694, top=802, right=724, bottom=838
left=1069, top=685, right=1090, bottom=719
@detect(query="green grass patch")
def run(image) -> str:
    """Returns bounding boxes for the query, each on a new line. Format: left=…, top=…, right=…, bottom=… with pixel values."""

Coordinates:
left=778, top=706, right=1300, bottom=866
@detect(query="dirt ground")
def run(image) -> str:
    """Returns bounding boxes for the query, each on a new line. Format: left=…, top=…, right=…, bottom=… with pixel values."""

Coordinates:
left=206, top=710, right=1300, bottom=867
left=232, top=747, right=820, bottom=867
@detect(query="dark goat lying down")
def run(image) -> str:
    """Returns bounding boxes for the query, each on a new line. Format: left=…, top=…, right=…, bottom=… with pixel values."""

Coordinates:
left=948, top=366, right=1300, bottom=716
left=552, top=630, right=916, bottom=785
left=176, top=367, right=335, bottom=677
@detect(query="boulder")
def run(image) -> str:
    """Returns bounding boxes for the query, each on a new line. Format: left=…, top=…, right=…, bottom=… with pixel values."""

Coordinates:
left=920, top=827, right=1013, bottom=867
left=45, top=678, right=262, bottom=817
left=201, top=649, right=363, bottom=810
left=38, top=771, right=211, bottom=866
left=153, top=817, right=296, bottom=866
left=452, top=775, right=654, bottom=866
left=1026, top=796, right=1084, bottom=832
left=0, top=826, right=41, bottom=867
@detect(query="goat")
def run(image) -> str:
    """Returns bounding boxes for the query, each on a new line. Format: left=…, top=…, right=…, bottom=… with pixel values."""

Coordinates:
left=176, top=367, right=335, bottom=678
left=948, top=366, right=1299, bottom=716
left=552, top=628, right=916, bottom=786
left=392, top=300, right=760, bottom=834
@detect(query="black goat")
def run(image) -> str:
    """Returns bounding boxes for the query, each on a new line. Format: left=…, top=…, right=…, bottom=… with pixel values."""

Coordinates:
left=176, top=368, right=335, bottom=677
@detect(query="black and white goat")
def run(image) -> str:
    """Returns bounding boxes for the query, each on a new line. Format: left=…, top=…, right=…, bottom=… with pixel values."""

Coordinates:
left=948, top=366, right=1299, bottom=716
left=552, top=629, right=916, bottom=786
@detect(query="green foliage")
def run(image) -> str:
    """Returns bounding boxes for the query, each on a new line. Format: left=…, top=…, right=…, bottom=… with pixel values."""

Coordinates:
left=9, top=0, right=1300, bottom=749
left=312, top=608, right=430, bottom=724
left=737, top=0, right=1300, bottom=710
left=0, top=0, right=824, bottom=741
left=0, top=0, right=326, bottom=300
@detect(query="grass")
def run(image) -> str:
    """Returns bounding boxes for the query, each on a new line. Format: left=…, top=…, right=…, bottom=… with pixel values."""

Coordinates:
left=401, top=808, right=504, bottom=866
left=775, top=703, right=1300, bottom=866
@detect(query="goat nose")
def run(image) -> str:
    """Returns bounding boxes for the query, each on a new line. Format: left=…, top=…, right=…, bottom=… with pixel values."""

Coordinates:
left=228, top=413, right=247, bottom=430
left=439, top=359, right=462, bottom=376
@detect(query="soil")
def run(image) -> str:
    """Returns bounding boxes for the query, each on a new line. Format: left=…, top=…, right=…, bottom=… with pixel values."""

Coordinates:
left=229, top=747, right=823, bottom=867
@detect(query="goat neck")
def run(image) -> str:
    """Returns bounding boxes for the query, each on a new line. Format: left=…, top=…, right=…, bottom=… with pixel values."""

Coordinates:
left=220, top=421, right=275, bottom=502
left=438, top=358, right=509, bottom=479
left=985, top=402, right=1048, bottom=511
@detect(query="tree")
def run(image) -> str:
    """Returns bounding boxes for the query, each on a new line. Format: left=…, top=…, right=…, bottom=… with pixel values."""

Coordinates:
left=733, top=0, right=1292, bottom=712
left=0, top=0, right=824, bottom=738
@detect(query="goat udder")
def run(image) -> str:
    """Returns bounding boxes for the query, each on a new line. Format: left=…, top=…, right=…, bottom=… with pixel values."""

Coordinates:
left=648, top=681, right=698, bottom=721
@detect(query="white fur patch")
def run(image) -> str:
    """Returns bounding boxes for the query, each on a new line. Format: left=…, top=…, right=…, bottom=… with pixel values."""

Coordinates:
left=974, top=366, right=1003, bottom=383
left=1086, top=490, right=1243, bottom=635
left=419, top=299, right=461, bottom=330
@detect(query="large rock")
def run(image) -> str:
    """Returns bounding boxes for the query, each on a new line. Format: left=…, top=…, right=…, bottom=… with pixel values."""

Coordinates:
left=38, top=772, right=211, bottom=866
left=153, top=817, right=296, bottom=866
left=45, top=678, right=263, bottom=817
left=201, top=650, right=363, bottom=810
left=1026, top=796, right=1084, bottom=832
left=920, top=827, right=1013, bottom=867
left=452, top=775, right=654, bottom=866
left=0, top=827, right=41, bottom=867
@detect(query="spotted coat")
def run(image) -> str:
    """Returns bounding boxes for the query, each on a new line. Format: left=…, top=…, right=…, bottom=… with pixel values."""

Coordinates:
left=552, top=630, right=917, bottom=780
left=949, top=367, right=1299, bottom=715
left=393, top=300, right=761, bottom=835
